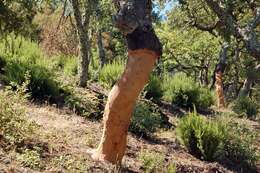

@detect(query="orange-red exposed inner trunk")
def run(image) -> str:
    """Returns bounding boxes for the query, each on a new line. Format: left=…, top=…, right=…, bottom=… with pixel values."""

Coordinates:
left=89, top=49, right=158, bottom=164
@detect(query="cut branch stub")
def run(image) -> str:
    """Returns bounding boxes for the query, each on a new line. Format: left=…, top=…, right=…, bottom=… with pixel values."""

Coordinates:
left=113, top=0, right=162, bottom=56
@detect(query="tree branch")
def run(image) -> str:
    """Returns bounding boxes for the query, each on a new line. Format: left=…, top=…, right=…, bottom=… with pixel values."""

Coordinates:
left=205, top=0, right=260, bottom=61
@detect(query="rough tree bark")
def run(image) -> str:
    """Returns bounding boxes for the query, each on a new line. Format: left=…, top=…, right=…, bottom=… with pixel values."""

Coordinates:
left=71, top=0, right=94, bottom=87
left=239, top=64, right=260, bottom=97
left=96, top=3, right=106, bottom=68
left=97, top=29, right=106, bottom=68
left=87, top=0, right=162, bottom=164
left=205, top=0, right=260, bottom=61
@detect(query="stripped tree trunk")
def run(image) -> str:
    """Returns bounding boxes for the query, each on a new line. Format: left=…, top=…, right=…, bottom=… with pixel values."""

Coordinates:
left=215, top=71, right=225, bottom=108
left=88, top=0, right=162, bottom=164
left=213, top=42, right=229, bottom=108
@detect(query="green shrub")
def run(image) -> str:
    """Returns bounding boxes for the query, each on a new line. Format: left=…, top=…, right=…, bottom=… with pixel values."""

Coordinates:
left=162, top=73, right=214, bottom=110
left=64, top=56, right=78, bottom=76
left=139, top=150, right=165, bottom=173
left=4, top=59, right=60, bottom=100
left=144, top=75, right=163, bottom=100
left=130, top=100, right=168, bottom=136
left=0, top=90, right=35, bottom=145
left=0, top=35, right=61, bottom=101
left=176, top=111, right=224, bottom=161
left=0, top=35, right=42, bottom=63
left=232, top=97, right=258, bottom=119
left=166, top=163, right=176, bottom=173
left=63, top=86, right=102, bottom=119
left=99, top=61, right=124, bottom=88
left=219, top=117, right=259, bottom=171
left=17, top=149, right=42, bottom=169
left=177, top=113, right=259, bottom=170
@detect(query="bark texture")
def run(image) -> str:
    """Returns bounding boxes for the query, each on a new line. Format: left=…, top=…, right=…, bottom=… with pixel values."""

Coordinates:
left=97, top=29, right=106, bottom=68
left=96, top=4, right=106, bottom=68
left=89, top=0, right=162, bottom=164
left=239, top=64, right=260, bottom=97
left=71, top=0, right=95, bottom=87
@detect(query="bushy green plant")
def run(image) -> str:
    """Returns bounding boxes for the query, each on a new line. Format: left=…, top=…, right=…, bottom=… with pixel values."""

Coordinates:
left=0, top=36, right=61, bottom=101
left=130, top=100, right=167, bottom=136
left=4, top=59, right=60, bottom=100
left=232, top=97, right=258, bottom=119
left=0, top=89, right=35, bottom=145
left=139, top=150, right=165, bottom=173
left=144, top=75, right=163, bottom=100
left=176, top=111, right=224, bottom=161
left=0, top=35, right=42, bottom=60
left=218, top=117, right=259, bottom=171
left=64, top=56, right=78, bottom=76
left=17, top=149, right=42, bottom=169
left=63, top=86, right=102, bottom=119
left=166, top=163, right=176, bottom=173
left=99, top=61, right=124, bottom=88
left=162, top=73, right=214, bottom=110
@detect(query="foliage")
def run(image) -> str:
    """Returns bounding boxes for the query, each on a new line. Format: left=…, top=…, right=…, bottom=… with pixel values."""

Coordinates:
left=218, top=117, right=259, bottom=171
left=0, top=1, right=39, bottom=38
left=144, top=74, right=163, bottom=101
left=177, top=112, right=259, bottom=170
left=35, top=7, right=79, bottom=56
left=63, top=86, right=102, bottom=119
left=166, top=163, right=177, bottom=173
left=232, top=97, right=258, bottom=119
left=156, top=24, right=220, bottom=81
left=17, top=149, right=42, bottom=170
left=54, top=55, right=78, bottom=76
left=99, top=60, right=124, bottom=88
left=176, top=111, right=225, bottom=161
left=3, top=59, right=60, bottom=100
left=162, top=73, right=214, bottom=110
left=130, top=100, right=168, bottom=136
left=0, top=89, right=35, bottom=146
left=0, top=36, right=60, bottom=101
left=139, top=150, right=165, bottom=173
left=64, top=56, right=78, bottom=76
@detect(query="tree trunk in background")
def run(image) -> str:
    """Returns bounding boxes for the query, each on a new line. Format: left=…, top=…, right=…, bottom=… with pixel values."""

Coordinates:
left=213, top=42, right=229, bottom=108
left=96, top=4, right=106, bottom=68
left=88, top=0, right=162, bottom=164
left=215, top=70, right=225, bottom=108
left=97, top=29, right=106, bottom=68
left=239, top=64, right=260, bottom=97
left=239, top=78, right=253, bottom=98
left=71, top=0, right=91, bottom=87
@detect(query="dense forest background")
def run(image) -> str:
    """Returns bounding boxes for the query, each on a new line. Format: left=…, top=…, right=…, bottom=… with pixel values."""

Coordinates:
left=0, top=0, right=259, bottom=172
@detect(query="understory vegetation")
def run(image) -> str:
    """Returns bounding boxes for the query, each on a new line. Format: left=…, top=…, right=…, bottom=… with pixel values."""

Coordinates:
left=176, top=111, right=259, bottom=171
left=0, top=0, right=259, bottom=172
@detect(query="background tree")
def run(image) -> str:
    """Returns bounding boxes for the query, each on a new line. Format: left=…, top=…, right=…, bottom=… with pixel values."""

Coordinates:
left=71, top=0, right=97, bottom=87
